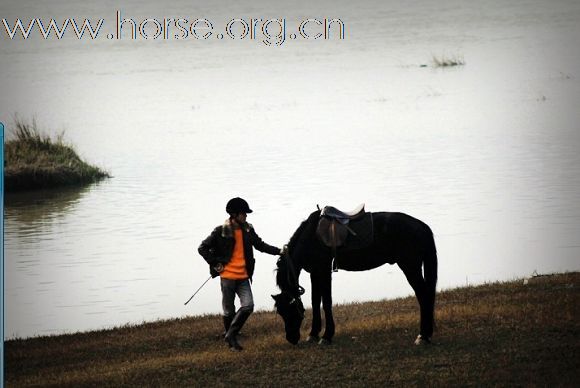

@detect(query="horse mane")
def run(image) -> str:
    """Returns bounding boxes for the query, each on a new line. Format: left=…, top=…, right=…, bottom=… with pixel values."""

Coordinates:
left=276, top=209, right=320, bottom=291
left=287, top=210, right=320, bottom=253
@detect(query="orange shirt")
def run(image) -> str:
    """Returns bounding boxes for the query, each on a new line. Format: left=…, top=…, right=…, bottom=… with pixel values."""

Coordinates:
left=221, top=229, right=248, bottom=280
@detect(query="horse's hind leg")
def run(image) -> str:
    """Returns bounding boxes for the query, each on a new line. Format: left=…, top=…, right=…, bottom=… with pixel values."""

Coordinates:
left=399, top=263, right=433, bottom=343
left=308, top=273, right=322, bottom=342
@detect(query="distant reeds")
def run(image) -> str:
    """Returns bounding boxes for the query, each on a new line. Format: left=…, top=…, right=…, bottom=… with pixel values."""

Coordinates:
left=432, top=54, right=465, bottom=67
left=4, top=117, right=110, bottom=191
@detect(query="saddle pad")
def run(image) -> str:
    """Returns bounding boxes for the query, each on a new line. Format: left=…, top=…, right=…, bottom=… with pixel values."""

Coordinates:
left=342, top=213, right=374, bottom=251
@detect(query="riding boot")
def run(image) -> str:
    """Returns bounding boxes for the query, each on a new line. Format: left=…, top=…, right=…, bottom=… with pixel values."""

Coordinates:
left=222, top=315, right=234, bottom=338
left=224, top=309, right=251, bottom=351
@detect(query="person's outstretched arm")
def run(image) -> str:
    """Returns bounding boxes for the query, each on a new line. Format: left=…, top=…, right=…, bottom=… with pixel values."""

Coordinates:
left=249, top=227, right=281, bottom=255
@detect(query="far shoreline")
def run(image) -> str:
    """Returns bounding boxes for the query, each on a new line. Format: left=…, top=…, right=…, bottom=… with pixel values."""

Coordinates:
left=4, top=270, right=576, bottom=342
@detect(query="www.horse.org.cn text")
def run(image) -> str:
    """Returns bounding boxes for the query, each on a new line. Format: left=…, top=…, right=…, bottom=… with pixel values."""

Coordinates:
left=2, top=11, right=346, bottom=46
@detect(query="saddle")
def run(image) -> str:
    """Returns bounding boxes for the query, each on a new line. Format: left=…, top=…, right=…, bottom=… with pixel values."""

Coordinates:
left=321, top=204, right=365, bottom=224
left=316, top=204, right=374, bottom=266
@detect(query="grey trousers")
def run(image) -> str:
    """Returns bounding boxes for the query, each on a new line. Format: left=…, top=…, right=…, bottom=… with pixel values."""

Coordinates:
left=220, top=278, right=254, bottom=317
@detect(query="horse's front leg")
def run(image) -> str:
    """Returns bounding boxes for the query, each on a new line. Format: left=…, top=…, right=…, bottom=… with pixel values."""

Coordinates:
left=307, top=273, right=322, bottom=343
left=320, top=270, right=335, bottom=344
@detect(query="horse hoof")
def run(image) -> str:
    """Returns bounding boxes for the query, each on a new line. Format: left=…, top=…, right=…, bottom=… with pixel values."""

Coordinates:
left=414, top=335, right=431, bottom=346
left=318, top=338, right=332, bottom=346
left=306, top=336, right=320, bottom=344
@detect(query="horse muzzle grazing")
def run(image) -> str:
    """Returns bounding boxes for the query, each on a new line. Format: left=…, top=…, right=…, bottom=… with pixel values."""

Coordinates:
left=285, top=325, right=301, bottom=345
left=272, top=292, right=305, bottom=345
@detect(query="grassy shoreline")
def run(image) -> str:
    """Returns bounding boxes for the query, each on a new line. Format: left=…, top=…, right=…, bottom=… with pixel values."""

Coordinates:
left=5, top=272, right=579, bottom=387
left=4, top=119, right=110, bottom=191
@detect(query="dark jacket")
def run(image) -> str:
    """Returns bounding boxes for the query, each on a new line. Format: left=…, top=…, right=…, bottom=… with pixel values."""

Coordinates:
left=198, top=220, right=280, bottom=279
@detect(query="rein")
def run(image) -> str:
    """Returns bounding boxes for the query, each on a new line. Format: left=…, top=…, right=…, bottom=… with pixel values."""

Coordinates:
left=282, top=251, right=305, bottom=319
left=283, top=251, right=305, bottom=299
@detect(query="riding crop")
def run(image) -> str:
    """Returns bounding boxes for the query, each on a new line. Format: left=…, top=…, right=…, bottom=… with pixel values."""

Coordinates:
left=184, top=275, right=213, bottom=305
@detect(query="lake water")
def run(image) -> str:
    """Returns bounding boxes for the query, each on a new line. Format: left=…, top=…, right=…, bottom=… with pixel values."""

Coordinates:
left=2, top=0, right=580, bottom=339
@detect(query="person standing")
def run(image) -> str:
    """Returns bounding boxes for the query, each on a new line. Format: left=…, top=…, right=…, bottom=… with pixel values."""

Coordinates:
left=198, top=197, right=282, bottom=351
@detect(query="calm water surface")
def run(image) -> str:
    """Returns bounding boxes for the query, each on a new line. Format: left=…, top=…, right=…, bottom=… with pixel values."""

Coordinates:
left=2, top=0, right=580, bottom=338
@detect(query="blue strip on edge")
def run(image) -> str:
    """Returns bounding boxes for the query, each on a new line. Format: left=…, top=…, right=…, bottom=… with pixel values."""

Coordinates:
left=1, top=121, right=4, bottom=388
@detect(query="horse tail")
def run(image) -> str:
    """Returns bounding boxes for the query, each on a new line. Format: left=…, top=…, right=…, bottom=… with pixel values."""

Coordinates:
left=423, top=229, right=438, bottom=328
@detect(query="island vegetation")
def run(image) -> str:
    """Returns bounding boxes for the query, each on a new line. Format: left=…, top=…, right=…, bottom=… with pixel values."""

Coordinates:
left=432, top=54, right=465, bottom=67
left=4, top=118, right=110, bottom=191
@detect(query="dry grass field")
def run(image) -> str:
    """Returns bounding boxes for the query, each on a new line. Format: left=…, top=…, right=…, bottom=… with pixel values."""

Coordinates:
left=6, top=272, right=579, bottom=387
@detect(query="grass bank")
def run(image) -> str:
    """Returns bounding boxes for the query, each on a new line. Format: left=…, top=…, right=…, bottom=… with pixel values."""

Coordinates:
left=5, top=272, right=579, bottom=387
left=4, top=119, right=110, bottom=191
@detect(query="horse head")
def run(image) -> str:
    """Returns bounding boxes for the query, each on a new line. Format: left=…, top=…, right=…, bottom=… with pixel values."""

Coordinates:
left=273, top=251, right=305, bottom=345
left=272, top=290, right=304, bottom=345
left=273, top=210, right=321, bottom=344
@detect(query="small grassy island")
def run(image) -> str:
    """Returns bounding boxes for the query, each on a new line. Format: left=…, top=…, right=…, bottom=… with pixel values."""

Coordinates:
left=432, top=54, right=465, bottom=67
left=4, top=119, right=110, bottom=191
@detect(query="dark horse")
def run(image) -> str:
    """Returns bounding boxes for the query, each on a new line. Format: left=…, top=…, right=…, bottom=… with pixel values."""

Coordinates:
left=272, top=208, right=437, bottom=345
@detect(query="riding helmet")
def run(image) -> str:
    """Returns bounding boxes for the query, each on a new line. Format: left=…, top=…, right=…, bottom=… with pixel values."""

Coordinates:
left=226, top=197, right=253, bottom=214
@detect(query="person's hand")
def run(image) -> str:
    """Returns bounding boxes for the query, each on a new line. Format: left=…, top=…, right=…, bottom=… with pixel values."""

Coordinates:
left=280, top=245, right=289, bottom=256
